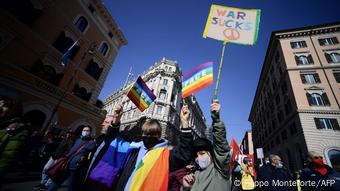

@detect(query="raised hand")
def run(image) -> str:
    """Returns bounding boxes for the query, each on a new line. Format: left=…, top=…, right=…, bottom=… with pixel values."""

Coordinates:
left=180, top=104, right=190, bottom=129
left=112, top=104, right=123, bottom=125
left=210, top=99, right=221, bottom=121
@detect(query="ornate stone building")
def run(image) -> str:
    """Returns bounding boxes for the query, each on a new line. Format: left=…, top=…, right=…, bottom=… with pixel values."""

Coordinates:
left=249, top=22, right=340, bottom=172
left=0, top=0, right=127, bottom=135
left=103, top=58, right=207, bottom=144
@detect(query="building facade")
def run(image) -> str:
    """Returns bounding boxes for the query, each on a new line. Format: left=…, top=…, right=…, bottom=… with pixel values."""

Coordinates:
left=103, top=58, right=207, bottom=144
left=249, top=23, right=340, bottom=172
left=0, top=0, right=127, bottom=135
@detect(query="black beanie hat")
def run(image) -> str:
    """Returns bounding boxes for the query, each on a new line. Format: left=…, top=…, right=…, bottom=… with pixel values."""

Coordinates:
left=193, top=138, right=213, bottom=155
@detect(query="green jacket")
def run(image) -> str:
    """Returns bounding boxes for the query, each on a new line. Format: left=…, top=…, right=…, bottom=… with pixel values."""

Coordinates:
left=0, top=118, right=30, bottom=174
left=190, top=120, right=231, bottom=191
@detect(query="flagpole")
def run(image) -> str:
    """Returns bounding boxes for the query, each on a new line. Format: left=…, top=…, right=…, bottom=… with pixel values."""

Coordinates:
left=124, top=67, right=133, bottom=88
left=41, top=42, right=96, bottom=135
left=213, top=41, right=227, bottom=100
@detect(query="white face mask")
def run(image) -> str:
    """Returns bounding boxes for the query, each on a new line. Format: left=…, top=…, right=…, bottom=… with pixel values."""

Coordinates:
left=276, top=163, right=283, bottom=168
left=82, top=131, right=91, bottom=138
left=195, top=154, right=212, bottom=170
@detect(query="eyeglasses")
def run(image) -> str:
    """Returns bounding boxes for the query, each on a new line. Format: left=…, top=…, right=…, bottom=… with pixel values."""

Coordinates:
left=314, top=156, right=323, bottom=160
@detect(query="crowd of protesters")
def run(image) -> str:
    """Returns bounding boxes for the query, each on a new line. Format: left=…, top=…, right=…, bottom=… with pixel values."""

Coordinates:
left=1, top=94, right=340, bottom=191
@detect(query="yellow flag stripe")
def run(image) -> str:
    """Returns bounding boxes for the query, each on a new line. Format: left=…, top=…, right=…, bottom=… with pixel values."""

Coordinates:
left=129, top=148, right=165, bottom=191
left=182, top=73, right=213, bottom=92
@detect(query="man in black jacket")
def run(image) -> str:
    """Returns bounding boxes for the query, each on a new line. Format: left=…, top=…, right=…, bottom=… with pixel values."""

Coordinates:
left=257, top=154, right=293, bottom=191
left=83, top=105, right=123, bottom=190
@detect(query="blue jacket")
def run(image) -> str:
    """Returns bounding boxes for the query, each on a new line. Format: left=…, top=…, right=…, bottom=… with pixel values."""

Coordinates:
left=67, top=137, right=95, bottom=170
left=257, top=164, right=292, bottom=191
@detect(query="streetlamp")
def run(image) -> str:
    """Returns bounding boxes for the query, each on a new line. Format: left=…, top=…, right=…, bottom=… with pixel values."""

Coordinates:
left=41, top=42, right=97, bottom=135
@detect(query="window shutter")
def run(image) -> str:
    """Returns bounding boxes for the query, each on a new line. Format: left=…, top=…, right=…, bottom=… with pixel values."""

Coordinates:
left=334, top=72, right=340, bottom=83
left=314, top=73, right=321, bottom=83
left=306, top=93, right=312, bottom=106
left=300, top=74, right=306, bottom=83
left=332, top=37, right=339, bottom=44
left=302, top=41, right=307, bottom=47
left=295, top=55, right=301, bottom=65
left=322, top=93, right=330, bottom=106
left=318, top=39, right=324, bottom=46
left=314, top=118, right=322, bottom=129
left=307, top=55, right=314, bottom=64
left=290, top=42, right=295, bottom=49
left=331, top=119, right=340, bottom=130
left=325, top=53, right=332, bottom=63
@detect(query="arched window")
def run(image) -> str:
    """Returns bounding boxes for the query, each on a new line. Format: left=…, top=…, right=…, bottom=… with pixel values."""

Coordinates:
left=30, top=60, right=63, bottom=86
left=327, top=149, right=340, bottom=172
left=85, top=60, right=103, bottom=80
left=73, top=84, right=91, bottom=102
left=295, top=55, right=313, bottom=65
left=74, top=16, right=88, bottom=32
left=311, top=93, right=324, bottom=106
left=99, top=42, right=109, bottom=56
left=159, top=89, right=167, bottom=100
left=53, top=32, right=80, bottom=58
left=307, top=92, right=330, bottom=106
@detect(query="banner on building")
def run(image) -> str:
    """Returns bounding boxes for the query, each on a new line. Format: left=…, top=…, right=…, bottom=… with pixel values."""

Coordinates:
left=182, top=62, right=213, bottom=98
left=203, top=5, right=261, bottom=45
left=127, top=76, right=156, bottom=112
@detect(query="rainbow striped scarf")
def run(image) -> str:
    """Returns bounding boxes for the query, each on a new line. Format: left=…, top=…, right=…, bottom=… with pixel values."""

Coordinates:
left=129, top=148, right=170, bottom=191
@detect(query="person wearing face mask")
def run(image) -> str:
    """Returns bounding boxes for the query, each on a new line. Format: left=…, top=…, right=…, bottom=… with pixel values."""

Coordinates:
left=300, top=151, right=340, bottom=191
left=257, top=154, right=293, bottom=191
left=182, top=99, right=231, bottom=191
left=116, top=103, right=193, bottom=191
left=48, top=126, right=95, bottom=191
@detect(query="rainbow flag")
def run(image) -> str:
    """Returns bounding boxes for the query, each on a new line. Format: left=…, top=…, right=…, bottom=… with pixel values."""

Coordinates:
left=182, top=62, right=213, bottom=98
left=129, top=148, right=169, bottom=191
left=127, top=76, right=156, bottom=112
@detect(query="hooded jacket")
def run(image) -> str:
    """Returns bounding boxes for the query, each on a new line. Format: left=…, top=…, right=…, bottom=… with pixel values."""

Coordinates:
left=186, top=120, right=231, bottom=191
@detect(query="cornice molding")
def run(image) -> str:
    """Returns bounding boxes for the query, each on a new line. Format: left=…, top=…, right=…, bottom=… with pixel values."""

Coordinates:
left=297, top=109, right=340, bottom=115
left=276, top=26, right=340, bottom=39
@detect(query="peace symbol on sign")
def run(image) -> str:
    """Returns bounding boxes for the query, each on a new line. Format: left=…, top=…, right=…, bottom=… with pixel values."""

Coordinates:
left=223, top=28, right=240, bottom=41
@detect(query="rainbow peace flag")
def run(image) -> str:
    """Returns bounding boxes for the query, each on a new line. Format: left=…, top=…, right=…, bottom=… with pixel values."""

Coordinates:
left=129, top=148, right=169, bottom=191
left=127, top=76, right=156, bottom=112
left=182, top=62, right=213, bottom=98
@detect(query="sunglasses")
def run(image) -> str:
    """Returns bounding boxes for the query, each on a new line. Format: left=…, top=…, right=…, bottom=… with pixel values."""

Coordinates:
left=314, top=156, right=323, bottom=160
